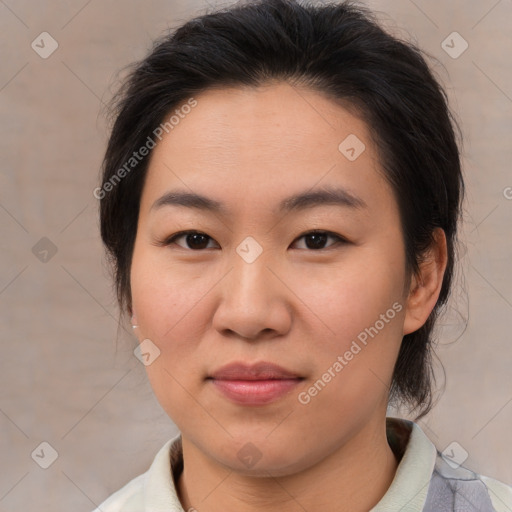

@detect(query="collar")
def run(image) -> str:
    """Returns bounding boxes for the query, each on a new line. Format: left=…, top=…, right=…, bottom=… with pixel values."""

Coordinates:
left=370, top=418, right=437, bottom=511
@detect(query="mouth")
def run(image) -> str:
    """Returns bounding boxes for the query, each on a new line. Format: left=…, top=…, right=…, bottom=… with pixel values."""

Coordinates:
left=207, top=362, right=304, bottom=405
left=208, top=361, right=302, bottom=381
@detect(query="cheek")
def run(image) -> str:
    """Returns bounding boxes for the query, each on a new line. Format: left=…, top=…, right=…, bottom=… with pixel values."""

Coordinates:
left=289, top=254, right=406, bottom=346
left=130, top=250, right=215, bottom=418
left=130, top=246, right=214, bottom=342
left=294, top=269, right=405, bottom=418
left=289, top=253, right=407, bottom=413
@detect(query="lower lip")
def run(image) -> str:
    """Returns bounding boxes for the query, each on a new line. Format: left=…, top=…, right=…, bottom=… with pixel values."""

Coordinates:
left=210, top=379, right=301, bottom=405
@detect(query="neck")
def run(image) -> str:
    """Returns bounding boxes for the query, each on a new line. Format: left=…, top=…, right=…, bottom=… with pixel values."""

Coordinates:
left=177, top=418, right=399, bottom=512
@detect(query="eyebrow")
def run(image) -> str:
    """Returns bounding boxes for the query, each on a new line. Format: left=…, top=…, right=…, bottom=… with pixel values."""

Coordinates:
left=150, top=186, right=367, bottom=215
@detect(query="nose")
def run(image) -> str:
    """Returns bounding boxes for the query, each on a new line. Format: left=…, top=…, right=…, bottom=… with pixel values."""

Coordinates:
left=211, top=248, right=292, bottom=341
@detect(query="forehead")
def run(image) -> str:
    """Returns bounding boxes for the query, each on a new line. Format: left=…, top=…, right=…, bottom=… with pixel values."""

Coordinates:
left=155, top=83, right=372, bottom=161
left=141, top=82, right=391, bottom=215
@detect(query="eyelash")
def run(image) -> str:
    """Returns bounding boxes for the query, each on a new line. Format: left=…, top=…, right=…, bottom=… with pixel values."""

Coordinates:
left=158, top=229, right=349, bottom=251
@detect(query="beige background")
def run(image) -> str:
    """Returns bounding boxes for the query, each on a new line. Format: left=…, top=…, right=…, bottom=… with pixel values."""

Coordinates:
left=0, top=0, right=511, bottom=510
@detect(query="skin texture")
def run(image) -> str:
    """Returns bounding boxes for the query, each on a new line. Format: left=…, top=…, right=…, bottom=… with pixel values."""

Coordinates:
left=130, top=81, right=447, bottom=512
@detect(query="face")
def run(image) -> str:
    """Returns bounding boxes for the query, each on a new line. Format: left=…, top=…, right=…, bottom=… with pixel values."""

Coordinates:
left=130, top=81, right=411, bottom=476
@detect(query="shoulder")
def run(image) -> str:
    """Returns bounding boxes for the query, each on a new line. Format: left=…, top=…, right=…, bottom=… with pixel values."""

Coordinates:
left=480, top=474, right=512, bottom=511
left=382, top=418, right=512, bottom=512
left=91, top=473, right=145, bottom=512
left=91, top=435, right=182, bottom=512
left=425, top=446, right=512, bottom=512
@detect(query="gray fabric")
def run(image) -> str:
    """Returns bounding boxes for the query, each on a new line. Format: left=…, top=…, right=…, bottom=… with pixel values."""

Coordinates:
left=423, top=451, right=497, bottom=511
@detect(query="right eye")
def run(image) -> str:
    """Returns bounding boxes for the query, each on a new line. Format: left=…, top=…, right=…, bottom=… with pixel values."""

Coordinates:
left=161, top=230, right=220, bottom=250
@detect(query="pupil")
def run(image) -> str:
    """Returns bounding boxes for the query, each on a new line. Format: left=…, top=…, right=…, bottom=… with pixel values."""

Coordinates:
left=187, top=233, right=209, bottom=249
left=306, top=233, right=327, bottom=249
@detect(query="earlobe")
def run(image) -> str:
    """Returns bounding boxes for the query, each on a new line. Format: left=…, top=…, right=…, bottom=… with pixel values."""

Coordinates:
left=403, top=228, right=448, bottom=335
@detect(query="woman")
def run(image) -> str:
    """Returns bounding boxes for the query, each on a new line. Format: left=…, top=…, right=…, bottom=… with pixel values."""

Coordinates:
left=94, top=0, right=512, bottom=510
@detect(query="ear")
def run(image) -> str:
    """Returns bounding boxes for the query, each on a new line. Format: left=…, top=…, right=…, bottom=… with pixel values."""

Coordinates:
left=403, top=228, right=448, bottom=335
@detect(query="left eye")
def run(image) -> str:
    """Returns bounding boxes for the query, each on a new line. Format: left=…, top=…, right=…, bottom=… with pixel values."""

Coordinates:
left=292, top=231, right=347, bottom=250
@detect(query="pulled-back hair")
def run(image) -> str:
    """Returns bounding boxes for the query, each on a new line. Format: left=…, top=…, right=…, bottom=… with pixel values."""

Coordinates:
left=99, top=0, right=464, bottom=419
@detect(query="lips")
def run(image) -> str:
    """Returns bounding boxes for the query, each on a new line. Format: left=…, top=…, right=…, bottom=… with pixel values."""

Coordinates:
left=209, top=362, right=302, bottom=381
left=207, top=362, right=303, bottom=405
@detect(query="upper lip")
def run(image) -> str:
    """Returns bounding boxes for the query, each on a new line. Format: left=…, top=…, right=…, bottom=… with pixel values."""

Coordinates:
left=208, top=362, right=302, bottom=381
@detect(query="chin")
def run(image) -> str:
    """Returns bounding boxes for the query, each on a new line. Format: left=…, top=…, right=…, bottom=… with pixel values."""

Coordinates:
left=208, top=436, right=314, bottom=478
